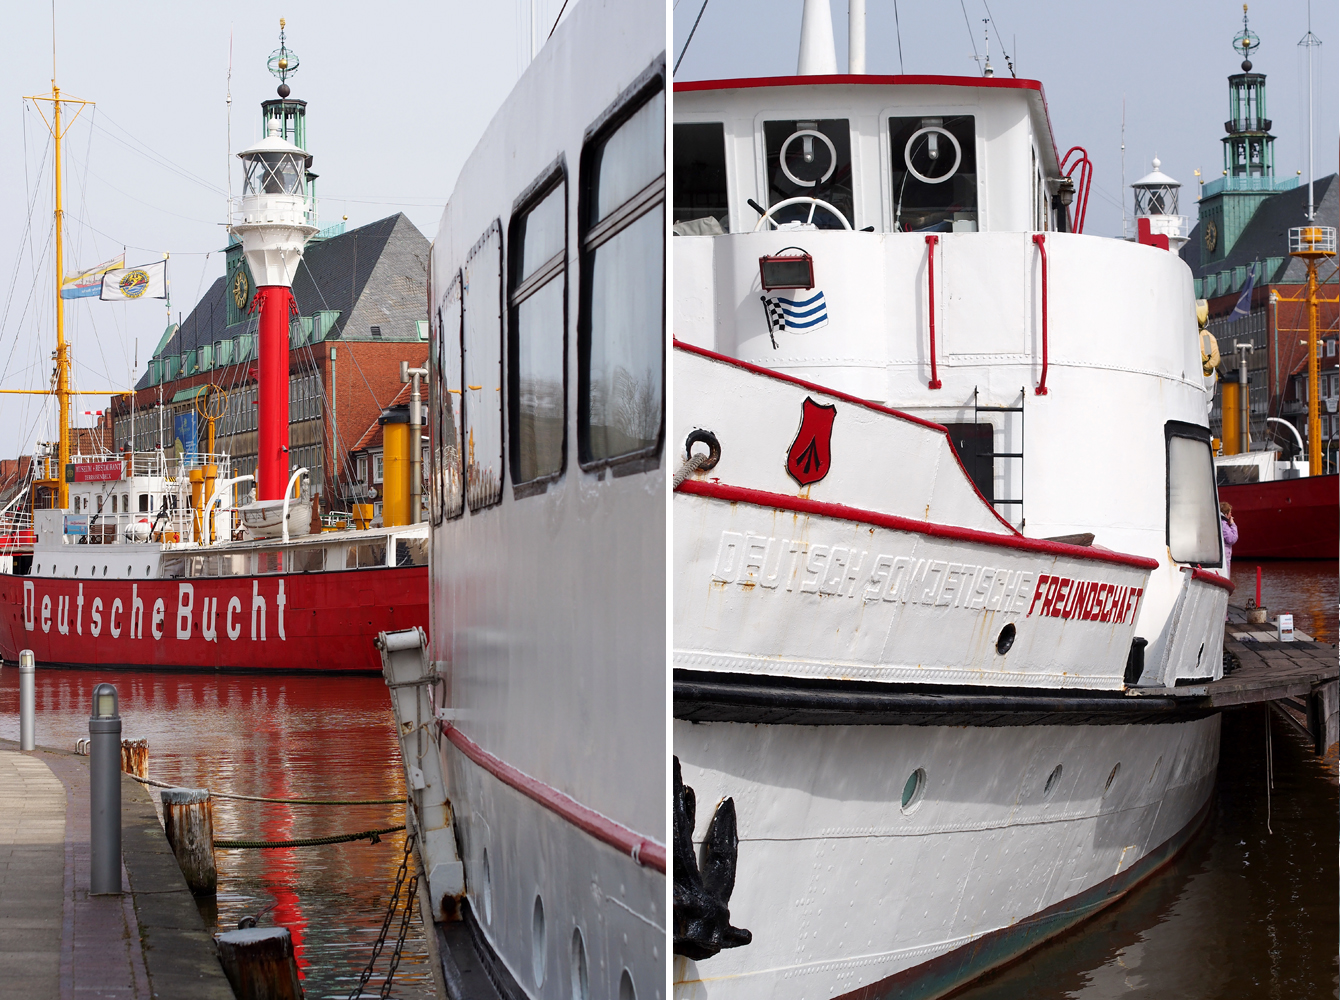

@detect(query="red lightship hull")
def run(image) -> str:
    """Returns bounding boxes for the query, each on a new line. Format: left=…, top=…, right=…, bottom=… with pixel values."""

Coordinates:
left=0, top=566, right=427, bottom=672
left=1219, top=474, right=1339, bottom=559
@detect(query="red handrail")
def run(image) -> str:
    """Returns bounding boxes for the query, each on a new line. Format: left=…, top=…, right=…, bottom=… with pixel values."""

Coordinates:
left=1033, top=233, right=1049, bottom=395
left=1059, top=146, right=1093, bottom=234
left=925, top=234, right=941, bottom=390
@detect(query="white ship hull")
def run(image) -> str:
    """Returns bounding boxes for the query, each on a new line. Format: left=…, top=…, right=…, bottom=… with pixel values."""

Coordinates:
left=673, top=713, right=1219, bottom=1000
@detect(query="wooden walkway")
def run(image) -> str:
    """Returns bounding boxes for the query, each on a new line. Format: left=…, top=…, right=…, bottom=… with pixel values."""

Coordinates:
left=1127, top=605, right=1339, bottom=753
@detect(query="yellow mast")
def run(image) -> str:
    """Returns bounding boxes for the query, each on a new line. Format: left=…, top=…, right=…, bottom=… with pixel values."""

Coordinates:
left=1282, top=226, right=1337, bottom=474
left=26, top=81, right=94, bottom=510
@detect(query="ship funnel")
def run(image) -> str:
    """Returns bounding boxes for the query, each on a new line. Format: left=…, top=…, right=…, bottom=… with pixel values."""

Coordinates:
left=798, top=0, right=837, bottom=75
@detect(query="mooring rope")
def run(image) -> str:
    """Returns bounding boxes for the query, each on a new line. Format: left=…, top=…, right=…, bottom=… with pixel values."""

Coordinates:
left=672, top=451, right=710, bottom=489
left=214, top=824, right=406, bottom=850
left=130, top=773, right=404, bottom=806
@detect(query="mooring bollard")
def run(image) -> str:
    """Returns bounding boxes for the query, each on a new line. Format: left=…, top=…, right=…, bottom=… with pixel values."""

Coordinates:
left=160, top=787, right=217, bottom=895
left=18, top=649, right=34, bottom=751
left=215, top=926, right=305, bottom=1000
left=89, top=682, right=122, bottom=894
left=120, top=739, right=149, bottom=779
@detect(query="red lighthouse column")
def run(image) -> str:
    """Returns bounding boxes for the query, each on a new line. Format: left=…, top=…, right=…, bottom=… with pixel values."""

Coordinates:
left=256, top=286, right=293, bottom=500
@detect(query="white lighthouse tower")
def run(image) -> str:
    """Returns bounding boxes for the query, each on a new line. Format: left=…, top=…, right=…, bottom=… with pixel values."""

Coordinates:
left=230, top=20, right=317, bottom=502
left=1130, top=157, right=1190, bottom=252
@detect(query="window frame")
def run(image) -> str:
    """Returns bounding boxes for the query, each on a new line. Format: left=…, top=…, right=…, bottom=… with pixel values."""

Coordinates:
left=431, top=264, right=466, bottom=523
left=463, top=219, right=506, bottom=511
left=575, top=56, right=666, bottom=476
left=507, top=158, right=569, bottom=499
left=1164, top=420, right=1223, bottom=567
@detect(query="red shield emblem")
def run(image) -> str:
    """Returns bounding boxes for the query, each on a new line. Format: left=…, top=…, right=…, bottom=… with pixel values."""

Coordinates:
left=786, top=397, right=837, bottom=486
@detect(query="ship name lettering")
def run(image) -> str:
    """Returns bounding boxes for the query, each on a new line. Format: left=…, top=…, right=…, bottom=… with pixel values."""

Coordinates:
left=41, top=594, right=51, bottom=633
left=130, top=586, right=144, bottom=639
left=22, top=581, right=33, bottom=631
left=90, top=598, right=103, bottom=637
left=110, top=598, right=123, bottom=638
left=76, top=585, right=84, bottom=635
left=201, top=598, right=218, bottom=642
left=176, top=584, right=194, bottom=639
left=56, top=595, right=70, bottom=635
left=708, top=531, right=1036, bottom=614
left=1027, top=574, right=1143, bottom=624
left=227, top=597, right=242, bottom=640
left=151, top=598, right=165, bottom=640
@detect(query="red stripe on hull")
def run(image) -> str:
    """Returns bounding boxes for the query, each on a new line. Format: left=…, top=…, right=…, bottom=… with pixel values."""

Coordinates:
left=0, top=566, right=427, bottom=672
left=1218, top=474, right=1338, bottom=559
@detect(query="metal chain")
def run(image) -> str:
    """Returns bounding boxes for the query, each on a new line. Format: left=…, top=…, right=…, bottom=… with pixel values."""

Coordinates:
left=347, top=831, right=416, bottom=1000
left=379, top=872, right=419, bottom=999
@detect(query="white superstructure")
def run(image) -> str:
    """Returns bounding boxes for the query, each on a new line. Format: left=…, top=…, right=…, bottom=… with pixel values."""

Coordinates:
left=391, top=2, right=666, bottom=999
left=671, top=56, right=1230, bottom=1000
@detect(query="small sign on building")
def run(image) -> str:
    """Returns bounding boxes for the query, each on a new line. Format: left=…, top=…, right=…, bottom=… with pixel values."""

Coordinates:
left=66, top=461, right=125, bottom=483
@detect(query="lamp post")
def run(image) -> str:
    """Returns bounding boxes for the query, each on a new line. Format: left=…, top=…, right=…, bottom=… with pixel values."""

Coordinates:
left=89, top=683, right=122, bottom=894
left=401, top=362, right=428, bottom=524
left=231, top=118, right=316, bottom=500
left=18, top=649, right=34, bottom=751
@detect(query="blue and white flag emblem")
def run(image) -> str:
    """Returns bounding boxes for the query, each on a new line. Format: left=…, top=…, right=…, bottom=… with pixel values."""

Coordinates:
left=761, top=290, right=828, bottom=346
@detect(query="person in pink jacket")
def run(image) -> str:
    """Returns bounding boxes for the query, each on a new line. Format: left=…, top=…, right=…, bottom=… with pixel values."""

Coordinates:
left=1220, top=502, right=1238, bottom=577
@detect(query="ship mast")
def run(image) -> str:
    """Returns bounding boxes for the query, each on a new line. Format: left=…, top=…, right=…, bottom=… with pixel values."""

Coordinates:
left=25, top=81, right=93, bottom=511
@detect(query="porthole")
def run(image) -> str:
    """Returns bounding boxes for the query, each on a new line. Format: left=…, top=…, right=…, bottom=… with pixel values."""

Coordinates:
left=900, top=767, right=926, bottom=814
left=1104, top=763, right=1121, bottom=797
left=102, top=566, right=107, bottom=576
left=144, top=566, right=151, bottom=577
left=35, top=565, right=39, bottom=574
left=480, top=850, right=493, bottom=925
left=126, top=565, right=132, bottom=576
left=74, top=566, right=78, bottom=575
left=619, top=969, right=636, bottom=1000
left=531, top=894, right=547, bottom=987
left=995, top=623, right=1016, bottom=655
left=570, top=928, right=589, bottom=1000
left=1043, top=764, right=1063, bottom=799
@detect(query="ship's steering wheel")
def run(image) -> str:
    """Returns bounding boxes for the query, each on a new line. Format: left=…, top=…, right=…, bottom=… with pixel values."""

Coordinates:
left=753, top=197, right=853, bottom=232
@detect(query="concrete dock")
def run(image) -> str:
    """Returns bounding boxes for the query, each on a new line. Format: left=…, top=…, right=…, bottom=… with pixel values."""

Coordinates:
left=0, top=740, right=234, bottom=1000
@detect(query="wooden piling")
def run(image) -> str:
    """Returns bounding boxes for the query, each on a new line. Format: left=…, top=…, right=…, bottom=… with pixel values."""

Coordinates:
left=159, top=787, right=217, bottom=895
left=120, top=739, right=148, bottom=778
left=215, top=927, right=305, bottom=1000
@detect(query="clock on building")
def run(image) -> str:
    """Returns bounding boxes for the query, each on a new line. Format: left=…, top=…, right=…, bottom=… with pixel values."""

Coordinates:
left=1204, top=220, right=1219, bottom=253
left=231, top=269, right=250, bottom=310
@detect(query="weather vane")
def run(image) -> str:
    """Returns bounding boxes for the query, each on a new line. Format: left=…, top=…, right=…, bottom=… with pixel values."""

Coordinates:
left=1233, top=4, right=1260, bottom=71
left=267, top=18, right=300, bottom=98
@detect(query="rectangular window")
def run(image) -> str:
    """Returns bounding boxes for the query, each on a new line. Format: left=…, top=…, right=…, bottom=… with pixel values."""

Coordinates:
left=357, top=455, right=368, bottom=482
left=579, top=74, right=665, bottom=470
left=1166, top=422, right=1222, bottom=566
left=395, top=537, right=428, bottom=568
left=256, top=550, right=285, bottom=574
left=1328, top=339, right=1336, bottom=357
left=373, top=454, right=383, bottom=483
left=432, top=270, right=466, bottom=522
left=509, top=171, right=567, bottom=495
left=763, top=118, right=852, bottom=229
left=348, top=541, right=387, bottom=569
left=464, top=220, right=505, bottom=508
left=673, top=122, right=729, bottom=234
left=889, top=115, right=977, bottom=233
left=293, top=547, right=325, bottom=573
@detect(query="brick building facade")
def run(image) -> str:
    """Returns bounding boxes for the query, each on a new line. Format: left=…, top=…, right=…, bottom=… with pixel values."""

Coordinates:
left=108, top=212, right=429, bottom=514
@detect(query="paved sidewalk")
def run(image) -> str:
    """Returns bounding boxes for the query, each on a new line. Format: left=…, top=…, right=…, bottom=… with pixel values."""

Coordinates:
left=0, top=751, right=65, bottom=999
left=0, top=745, right=233, bottom=1000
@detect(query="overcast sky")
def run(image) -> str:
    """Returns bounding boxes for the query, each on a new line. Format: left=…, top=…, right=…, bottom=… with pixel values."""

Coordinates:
left=0, top=0, right=572, bottom=457
left=673, top=0, right=1338, bottom=233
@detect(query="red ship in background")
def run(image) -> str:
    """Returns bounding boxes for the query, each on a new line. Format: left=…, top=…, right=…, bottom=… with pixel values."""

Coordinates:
left=1214, top=226, right=1337, bottom=560
left=0, top=40, right=428, bottom=672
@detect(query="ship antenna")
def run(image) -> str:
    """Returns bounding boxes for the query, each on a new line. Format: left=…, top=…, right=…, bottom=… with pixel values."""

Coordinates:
left=1298, top=0, right=1321, bottom=221
left=226, top=28, right=233, bottom=234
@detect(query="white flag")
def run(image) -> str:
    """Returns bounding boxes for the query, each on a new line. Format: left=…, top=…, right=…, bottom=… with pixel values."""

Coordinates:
left=101, top=261, right=167, bottom=301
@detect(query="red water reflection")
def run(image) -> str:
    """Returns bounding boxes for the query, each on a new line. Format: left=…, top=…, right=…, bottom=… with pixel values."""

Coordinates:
left=1230, top=559, right=1338, bottom=643
left=0, top=668, right=434, bottom=999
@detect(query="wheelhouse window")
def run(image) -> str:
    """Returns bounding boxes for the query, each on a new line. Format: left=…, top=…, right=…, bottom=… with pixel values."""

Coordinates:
left=464, top=220, right=505, bottom=508
left=431, top=270, right=465, bottom=521
left=889, top=115, right=977, bottom=233
left=1166, top=422, right=1222, bottom=566
left=673, top=122, right=728, bottom=234
left=579, top=72, right=665, bottom=470
left=763, top=119, right=852, bottom=229
left=508, top=169, right=567, bottom=495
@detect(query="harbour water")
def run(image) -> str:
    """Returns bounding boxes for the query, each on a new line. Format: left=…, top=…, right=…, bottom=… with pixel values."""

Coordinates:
left=0, top=668, right=435, bottom=1000
left=957, top=559, right=1339, bottom=1000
